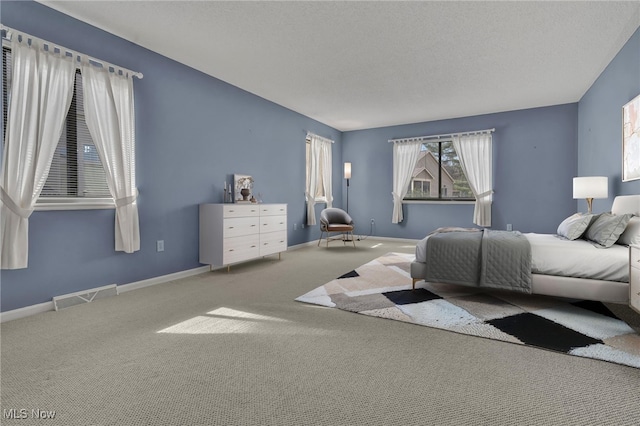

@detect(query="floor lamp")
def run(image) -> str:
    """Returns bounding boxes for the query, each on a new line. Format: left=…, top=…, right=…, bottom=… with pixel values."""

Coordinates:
left=344, top=162, right=351, bottom=213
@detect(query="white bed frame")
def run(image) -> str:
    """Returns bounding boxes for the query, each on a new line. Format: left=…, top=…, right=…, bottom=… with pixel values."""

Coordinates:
left=410, top=195, right=640, bottom=304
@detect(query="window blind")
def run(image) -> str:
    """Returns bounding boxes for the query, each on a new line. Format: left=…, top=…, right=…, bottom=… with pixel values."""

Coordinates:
left=2, top=46, right=111, bottom=199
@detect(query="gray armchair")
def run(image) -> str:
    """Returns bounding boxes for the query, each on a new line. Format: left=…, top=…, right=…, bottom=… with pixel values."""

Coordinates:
left=318, top=208, right=356, bottom=247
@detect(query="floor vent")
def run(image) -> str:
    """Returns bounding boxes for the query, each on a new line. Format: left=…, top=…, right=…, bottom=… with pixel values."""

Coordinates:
left=53, top=284, right=118, bottom=311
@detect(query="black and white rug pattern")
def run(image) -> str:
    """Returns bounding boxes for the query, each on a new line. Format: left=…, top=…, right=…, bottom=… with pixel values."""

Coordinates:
left=296, top=253, right=640, bottom=369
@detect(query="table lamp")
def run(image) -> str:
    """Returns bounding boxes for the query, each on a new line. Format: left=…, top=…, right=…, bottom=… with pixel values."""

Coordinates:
left=573, top=176, right=608, bottom=214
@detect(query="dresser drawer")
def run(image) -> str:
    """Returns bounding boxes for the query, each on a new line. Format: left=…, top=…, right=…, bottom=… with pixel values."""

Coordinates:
left=631, top=246, right=640, bottom=271
left=260, top=231, right=287, bottom=256
left=223, top=235, right=260, bottom=264
left=223, top=204, right=259, bottom=218
left=260, top=215, right=287, bottom=233
left=223, top=217, right=259, bottom=238
left=259, top=204, right=287, bottom=216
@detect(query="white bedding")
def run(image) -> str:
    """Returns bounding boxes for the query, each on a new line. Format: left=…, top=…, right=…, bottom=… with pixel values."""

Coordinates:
left=525, top=233, right=628, bottom=282
left=414, top=232, right=629, bottom=283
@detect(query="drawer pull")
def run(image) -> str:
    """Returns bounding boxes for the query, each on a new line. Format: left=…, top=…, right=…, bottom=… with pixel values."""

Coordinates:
left=229, top=249, right=234, bottom=252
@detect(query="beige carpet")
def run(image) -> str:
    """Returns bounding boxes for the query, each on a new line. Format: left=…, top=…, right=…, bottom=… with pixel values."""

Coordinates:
left=2, top=239, right=640, bottom=425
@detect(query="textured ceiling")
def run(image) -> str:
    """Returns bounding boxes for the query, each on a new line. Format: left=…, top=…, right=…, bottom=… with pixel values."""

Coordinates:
left=38, top=1, right=640, bottom=131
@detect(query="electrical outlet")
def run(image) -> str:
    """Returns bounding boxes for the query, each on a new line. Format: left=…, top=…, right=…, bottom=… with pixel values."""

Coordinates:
left=156, top=240, right=164, bottom=252
left=301, top=223, right=305, bottom=229
left=371, top=219, right=375, bottom=225
left=506, top=224, right=513, bottom=231
left=293, top=223, right=297, bottom=231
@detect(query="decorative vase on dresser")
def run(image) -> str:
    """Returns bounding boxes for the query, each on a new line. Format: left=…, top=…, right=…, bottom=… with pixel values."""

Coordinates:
left=199, top=204, right=287, bottom=271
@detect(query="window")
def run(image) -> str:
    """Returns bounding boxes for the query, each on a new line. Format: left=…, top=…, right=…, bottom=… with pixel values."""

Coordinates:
left=304, top=133, right=333, bottom=225
left=305, top=136, right=332, bottom=203
left=404, top=140, right=474, bottom=201
left=2, top=45, right=112, bottom=209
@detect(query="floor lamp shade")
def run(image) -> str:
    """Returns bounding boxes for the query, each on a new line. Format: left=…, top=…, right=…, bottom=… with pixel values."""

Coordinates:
left=344, top=162, right=351, bottom=213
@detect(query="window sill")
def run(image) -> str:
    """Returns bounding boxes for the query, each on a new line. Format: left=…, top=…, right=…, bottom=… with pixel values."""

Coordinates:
left=34, top=198, right=115, bottom=211
left=403, top=200, right=476, bottom=205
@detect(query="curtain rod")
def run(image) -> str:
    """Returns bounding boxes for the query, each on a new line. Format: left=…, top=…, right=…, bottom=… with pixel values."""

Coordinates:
left=388, top=128, right=495, bottom=143
left=305, top=132, right=335, bottom=143
left=0, top=24, right=143, bottom=79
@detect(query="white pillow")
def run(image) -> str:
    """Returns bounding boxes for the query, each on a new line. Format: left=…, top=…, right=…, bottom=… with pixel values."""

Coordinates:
left=616, top=216, right=640, bottom=246
left=585, top=213, right=633, bottom=248
left=556, top=213, right=593, bottom=240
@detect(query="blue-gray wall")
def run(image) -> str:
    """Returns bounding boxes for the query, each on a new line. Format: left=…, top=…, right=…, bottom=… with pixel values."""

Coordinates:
left=0, top=1, right=342, bottom=312
left=342, top=104, right=578, bottom=239
left=1, top=1, right=637, bottom=313
left=578, top=26, right=640, bottom=213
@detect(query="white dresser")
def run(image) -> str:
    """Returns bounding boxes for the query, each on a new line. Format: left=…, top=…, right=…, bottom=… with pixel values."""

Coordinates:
left=199, top=203, right=287, bottom=270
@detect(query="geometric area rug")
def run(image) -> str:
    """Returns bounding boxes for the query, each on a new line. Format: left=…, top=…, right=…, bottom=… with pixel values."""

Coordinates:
left=295, top=252, right=640, bottom=369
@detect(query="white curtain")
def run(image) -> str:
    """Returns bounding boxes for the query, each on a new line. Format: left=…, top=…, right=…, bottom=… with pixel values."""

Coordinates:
left=0, top=37, right=75, bottom=269
left=391, top=141, right=422, bottom=223
left=452, top=133, right=493, bottom=227
left=319, top=139, right=332, bottom=208
left=82, top=64, right=140, bottom=253
left=305, top=135, right=332, bottom=226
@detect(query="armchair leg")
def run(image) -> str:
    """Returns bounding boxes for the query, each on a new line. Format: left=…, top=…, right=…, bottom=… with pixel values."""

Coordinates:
left=319, top=229, right=356, bottom=248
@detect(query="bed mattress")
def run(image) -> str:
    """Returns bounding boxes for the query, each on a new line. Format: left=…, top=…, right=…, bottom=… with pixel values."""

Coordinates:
left=415, top=232, right=629, bottom=283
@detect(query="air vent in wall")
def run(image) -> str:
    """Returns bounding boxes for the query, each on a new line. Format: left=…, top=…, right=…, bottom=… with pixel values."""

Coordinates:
left=52, top=284, right=118, bottom=311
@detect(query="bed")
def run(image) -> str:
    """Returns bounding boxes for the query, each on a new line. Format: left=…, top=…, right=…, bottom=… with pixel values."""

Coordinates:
left=410, top=195, right=640, bottom=304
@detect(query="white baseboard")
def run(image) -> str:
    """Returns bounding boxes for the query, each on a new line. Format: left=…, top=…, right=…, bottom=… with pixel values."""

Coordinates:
left=1, top=265, right=210, bottom=323
left=118, top=266, right=210, bottom=293
left=287, top=240, right=320, bottom=250
left=360, top=235, right=420, bottom=243
left=0, top=301, right=54, bottom=323
left=313, top=235, right=420, bottom=245
left=294, top=236, right=419, bottom=247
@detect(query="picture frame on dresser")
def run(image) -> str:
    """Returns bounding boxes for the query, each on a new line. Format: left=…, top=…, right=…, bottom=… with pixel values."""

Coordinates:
left=234, top=174, right=254, bottom=203
left=622, top=93, right=640, bottom=182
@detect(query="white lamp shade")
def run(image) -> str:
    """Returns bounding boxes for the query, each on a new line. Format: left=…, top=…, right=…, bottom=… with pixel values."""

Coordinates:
left=344, top=162, right=352, bottom=179
left=573, top=176, right=608, bottom=199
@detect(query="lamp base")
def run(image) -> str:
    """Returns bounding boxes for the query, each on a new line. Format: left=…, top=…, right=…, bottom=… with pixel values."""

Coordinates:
left=586, top=197, right=593, bottom=214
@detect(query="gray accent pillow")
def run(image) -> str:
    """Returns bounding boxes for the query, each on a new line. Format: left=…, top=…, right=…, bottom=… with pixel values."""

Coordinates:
left=585, top=213, right=633, bottom=248
left=557, top=213, right=593, bottom=240
left=616, top=216, right=640, bottom=246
